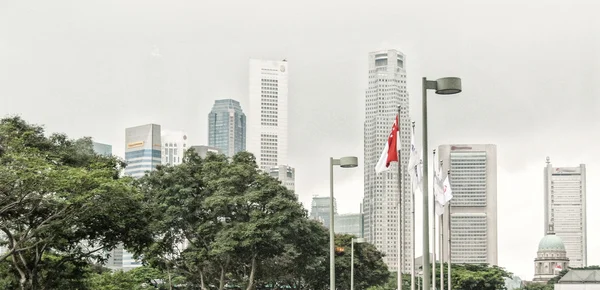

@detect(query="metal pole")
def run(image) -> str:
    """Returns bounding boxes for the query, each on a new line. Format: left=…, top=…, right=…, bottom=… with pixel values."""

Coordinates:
left=351, top=240, right=355, bottom=290
left=432, top=150, right=436, bottom=290
left=330, top=157, right=335, bottom=290
left=439, top=161, right=444, bottom=290
left=411, top=121, right=417, bottom=290
left=447, top=170, right=452, bottom=290
left=396, top=106, right=403, bottom=290
left=421, top=77, right=431, bottom=290
left=440, top=214, right=444, bottom=290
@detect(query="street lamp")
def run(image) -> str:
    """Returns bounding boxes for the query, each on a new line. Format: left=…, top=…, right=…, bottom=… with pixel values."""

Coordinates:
left=351, top=237, right=366, bottom=290
left=330, top=156, right=359, bottom=290
left=421, top=77, right=461, bottom=290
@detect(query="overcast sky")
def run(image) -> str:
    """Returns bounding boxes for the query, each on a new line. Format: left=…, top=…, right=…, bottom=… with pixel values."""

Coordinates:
left=2, top=0, right=599, bottom=280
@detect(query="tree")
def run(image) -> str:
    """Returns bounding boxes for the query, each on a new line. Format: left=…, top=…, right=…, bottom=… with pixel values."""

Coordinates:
left=0, top=117, right=152, bottom=290
left=431, top=263, right=511, bottom=290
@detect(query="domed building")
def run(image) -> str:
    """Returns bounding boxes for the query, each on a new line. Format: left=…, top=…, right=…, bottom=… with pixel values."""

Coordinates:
left=533, top=224, right=569, bottom=283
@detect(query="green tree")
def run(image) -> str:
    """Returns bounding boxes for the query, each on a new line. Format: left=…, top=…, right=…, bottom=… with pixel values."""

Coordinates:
left=0, top=117, right=152, bottom=290
left=332, top=234, right=390, bottom=290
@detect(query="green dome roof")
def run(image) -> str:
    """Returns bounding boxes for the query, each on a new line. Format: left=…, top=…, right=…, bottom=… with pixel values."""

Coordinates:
left=538, top=234, right=566, bottom=251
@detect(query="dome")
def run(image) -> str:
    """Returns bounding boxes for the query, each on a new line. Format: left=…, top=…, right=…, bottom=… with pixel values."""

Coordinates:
left=538, top=234, right=566, bottom=252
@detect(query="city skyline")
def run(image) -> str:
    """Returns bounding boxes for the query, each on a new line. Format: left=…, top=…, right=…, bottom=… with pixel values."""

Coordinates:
left=2, top=0, right=600, bottom=281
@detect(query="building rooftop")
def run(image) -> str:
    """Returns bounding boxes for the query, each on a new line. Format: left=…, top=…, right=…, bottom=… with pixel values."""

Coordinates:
left=558, top=270, right=600, bottom=283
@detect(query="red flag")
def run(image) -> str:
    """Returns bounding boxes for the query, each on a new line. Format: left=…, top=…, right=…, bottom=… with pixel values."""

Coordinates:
left=375, top=115, right=399, bottom=173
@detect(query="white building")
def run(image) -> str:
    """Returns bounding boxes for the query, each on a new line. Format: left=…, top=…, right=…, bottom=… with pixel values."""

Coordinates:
left=533, top=225, right=569, bottom=283
left=268, top=165, right=295, bottom=192
left=544, top=158, right=587, bottom=268
left=247, top=59, right=289, bottom=171
left=161, top=131, right=188, bottom=166
left=438, top=144, right=498, bottom=265
left=362, top=49, right=411, bottom=272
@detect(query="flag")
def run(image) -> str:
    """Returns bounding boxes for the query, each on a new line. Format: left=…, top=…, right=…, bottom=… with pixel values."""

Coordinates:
left=433, top=161, right=445, bottom=216
left=375, top=115, right=399, bottom=173
left=442, top=176, right=453, bottom=204
left=411, top=158, right=423, bottom=195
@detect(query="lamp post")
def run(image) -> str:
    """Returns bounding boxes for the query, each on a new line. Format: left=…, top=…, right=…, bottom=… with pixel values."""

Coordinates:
left=351, top=237, right=366, bottom=290
left=421, top=77, right=461, bottom=290
left=330, top=156, right=359, bottom=290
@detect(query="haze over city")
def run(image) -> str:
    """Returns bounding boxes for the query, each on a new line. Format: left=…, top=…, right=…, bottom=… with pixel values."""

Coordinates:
left=2, top=0, right=599, bottom=282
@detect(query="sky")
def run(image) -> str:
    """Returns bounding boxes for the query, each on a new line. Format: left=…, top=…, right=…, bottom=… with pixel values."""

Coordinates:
left=1, top=0, right=599, bottom=281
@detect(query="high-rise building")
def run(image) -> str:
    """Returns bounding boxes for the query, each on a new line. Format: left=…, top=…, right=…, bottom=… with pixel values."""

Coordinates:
left=161, top=131, right=188, bottom=166
left=268, top=165, right=295, bottom=192
left=247, top=59, right=289, bottom=171
left=189, top=145, right=222, bottom=159
left=121, top=124, right=162, bottom=270
left=310, top=196, right=336, bottom=228
left=208, top=99, right=246, bottom=157
left=544, top=158, right=587, bottom=268
left=335, top=213, right=364, bottom=238
left=362, top=49, right=411, bottom=272
left=438, top=144, right=498, bottom=265
left=92, top=142, right=112, bottom=156
left=124, top=124, right=162, bottom=178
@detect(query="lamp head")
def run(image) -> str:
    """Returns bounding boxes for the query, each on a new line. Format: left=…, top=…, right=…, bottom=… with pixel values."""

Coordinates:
left=339, top=156, right=358, bottom=168
left=435, top=77, right=462, bottom=95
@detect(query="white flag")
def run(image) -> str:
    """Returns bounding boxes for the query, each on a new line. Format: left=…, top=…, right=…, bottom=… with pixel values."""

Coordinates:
left=442, top=176, right=453, bottom=204
left=433, top=161, right=445, bottom=216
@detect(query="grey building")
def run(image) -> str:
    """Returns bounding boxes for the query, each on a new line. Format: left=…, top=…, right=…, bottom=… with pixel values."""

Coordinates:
left=334, top=213, right=364, bottom=238
left=208, top=99, right=246, bottom=157
left=92, top=142, right=112, bottom=156
left=268, top=165, right=295, bottom=192
left=544, top=158, right=587, bottom=268
left=189, top=145, right=222, bottom=159
left=438, top=144, right=498, bottom=265
left=310, top=196, right=336, bottom=228
left=362, top=49, right=412, bottom=272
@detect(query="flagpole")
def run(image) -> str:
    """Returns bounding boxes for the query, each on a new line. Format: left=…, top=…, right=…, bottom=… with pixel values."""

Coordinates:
left=411, top=122, right=416, bottom=290
left=432, top=150, right=436, bottom=290
left=447, top=169, right=452, bottom=290
left=397, top=106, right=403, bottom=290
left=439, top=160, right=444, bottom=290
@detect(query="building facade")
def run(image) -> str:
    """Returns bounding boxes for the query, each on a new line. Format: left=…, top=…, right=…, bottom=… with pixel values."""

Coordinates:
left=247, top=59, right=289, bottom=171
left=310, top=196, right=336, bottom=228
left=268, top=165, right=295, bottom=192
left=362, top=49, right=411, bottom=272
left=438, top=144, right=498, bottom=265
left=544, top=158, right=587, bottom=268
left=92, top=142, right=112, bottom=156
left=208, top=99, right=246, bottom=157
left=189, top=145, right=222, bottom=158
left=161, top=131, right=188, bottom=166
left=335, top=213, right=364, bottom=238
left=124, top=124, right=162, bottom=178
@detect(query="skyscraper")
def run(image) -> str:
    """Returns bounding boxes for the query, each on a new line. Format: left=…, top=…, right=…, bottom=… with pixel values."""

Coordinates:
left=544, top=158, right=587, bottom=268
left=122, top=124, right=162, bottom=270
left=310, top=196, right=336, bottom=228
left=247, top=59, right=288, bottom=171
left=362, top=50, right=411, bottom=272
left=208, top=99, right=246, bottom=157
left=124, top=124, right=162, bottom=178
left=438, top=144, right=498, bottom=265
left=161, top=131, right=188, bottom=166
left=335, top=213, right=364, bottom=238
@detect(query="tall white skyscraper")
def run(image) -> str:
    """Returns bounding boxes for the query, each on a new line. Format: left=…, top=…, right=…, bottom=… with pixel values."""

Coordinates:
left=544, top=158, right=587, bottom=268
left=438, top=144, right=498, bottom=265
left=161, top=130, right=188, bottom=166
left=362, top=50, right=411, bottom=272
left=247, top=59, right=289, bottom=171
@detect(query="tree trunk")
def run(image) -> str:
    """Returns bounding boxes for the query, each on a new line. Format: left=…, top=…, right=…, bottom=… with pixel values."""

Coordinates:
left=200, top=269, right=206, bottom=290
left=219, top=265, right=226, bottom=290
left=245, top=255, right=257, bottom=290
left=168, top=268, right=173, bottom=290
left=12, top=253, right=27, bottom=290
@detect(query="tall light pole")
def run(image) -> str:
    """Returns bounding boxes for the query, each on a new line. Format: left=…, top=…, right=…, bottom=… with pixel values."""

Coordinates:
left=421, top=77, right=462, bottom=290
left=330, top=156, right=359, bottom=290
left=351, top=237, right=366, bottom=290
